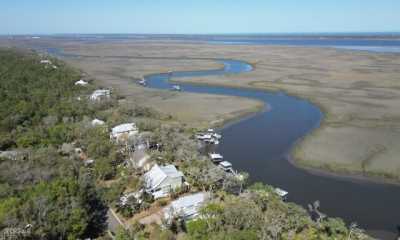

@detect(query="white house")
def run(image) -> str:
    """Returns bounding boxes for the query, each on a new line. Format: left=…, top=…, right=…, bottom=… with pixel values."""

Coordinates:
left=110, top=123, right=138, bottom=143
left=90, top=89, right=111, bottom=101
left=40, top=59, right=51, bottom=64
left=75, top=79, right=89, bottom=86
left=163, top=192, right=210, bottom=223
left=144, top=164, right=184, bottom=199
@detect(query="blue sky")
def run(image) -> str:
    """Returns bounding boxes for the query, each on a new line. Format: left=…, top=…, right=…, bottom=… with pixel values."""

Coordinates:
left=1, top=0, right=399, bottom=34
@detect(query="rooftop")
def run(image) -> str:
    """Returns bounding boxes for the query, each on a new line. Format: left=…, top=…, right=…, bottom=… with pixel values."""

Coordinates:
left=111, top=123, right=137, bottom=135
left=144, top=164, right=184, bottom=190
left=75, top=79, right=88, bottom=85
left=209, top=153, right=223, bottom=160
left=164, top=192, right=210, bottom=220
left=219, top=161, right=232, bottom=168
left=275, top=188, right=289, bottom=198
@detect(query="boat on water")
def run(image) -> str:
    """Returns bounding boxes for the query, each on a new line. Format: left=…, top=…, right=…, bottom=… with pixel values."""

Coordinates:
left=138, top=78, right=147, bottom=86
left=171, top=85, right=182, bottom=91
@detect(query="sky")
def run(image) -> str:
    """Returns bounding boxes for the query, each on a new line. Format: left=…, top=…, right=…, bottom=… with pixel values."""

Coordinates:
left=1, top=0, right=400, bottom=34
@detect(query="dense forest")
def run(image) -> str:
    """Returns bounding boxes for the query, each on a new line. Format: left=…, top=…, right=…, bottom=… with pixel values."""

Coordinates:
left=0, top=49, right=110, bottom=239
left=0, top=49, right=372, bottom=240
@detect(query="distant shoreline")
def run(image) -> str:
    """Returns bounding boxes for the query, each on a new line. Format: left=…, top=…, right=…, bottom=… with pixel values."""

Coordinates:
left=2, top=32, right=400, bottom=39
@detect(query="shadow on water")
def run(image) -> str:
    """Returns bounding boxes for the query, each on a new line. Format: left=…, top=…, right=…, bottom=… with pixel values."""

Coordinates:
left=144, top=59, right=400, bottom=240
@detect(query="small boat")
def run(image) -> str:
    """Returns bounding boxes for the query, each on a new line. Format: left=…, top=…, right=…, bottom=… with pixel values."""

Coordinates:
left=171, top=85, right=181, bottom=91
left=138, top=78, right=146, bottom=86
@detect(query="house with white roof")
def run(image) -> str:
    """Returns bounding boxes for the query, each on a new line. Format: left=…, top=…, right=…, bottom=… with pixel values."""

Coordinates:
left=163, top=192, right=210, bottom=223
left=144, top=164, right=184, bottom=199
left=40, top=59, right=51, bottom=64
left=90, top=89, right=111, bottom=101
left=110, top=123, right=138, bottom=143
left=75, top=79, right=89, bottom=86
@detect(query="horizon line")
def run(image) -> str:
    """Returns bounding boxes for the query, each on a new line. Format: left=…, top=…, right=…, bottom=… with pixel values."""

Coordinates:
left=2, top=31, right=400, bottom=37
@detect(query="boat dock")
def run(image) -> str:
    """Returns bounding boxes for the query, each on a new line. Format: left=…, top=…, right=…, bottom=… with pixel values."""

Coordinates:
left=195, top=128, right=221, bottom=145
left=275, top=188, right=289, bottom=200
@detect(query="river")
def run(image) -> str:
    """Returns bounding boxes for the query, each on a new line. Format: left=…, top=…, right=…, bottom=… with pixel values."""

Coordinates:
left=144, top=59, right=400, bottom=240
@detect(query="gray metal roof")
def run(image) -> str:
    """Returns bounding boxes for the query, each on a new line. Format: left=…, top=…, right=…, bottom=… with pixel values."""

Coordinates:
left=163, top=192, right=210, bottom=220
left=144, top=164, right=184, bottom=190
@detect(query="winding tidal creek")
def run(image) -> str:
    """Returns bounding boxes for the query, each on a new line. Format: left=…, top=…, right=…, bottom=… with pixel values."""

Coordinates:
left=145, top=59, right=400, bottom=239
